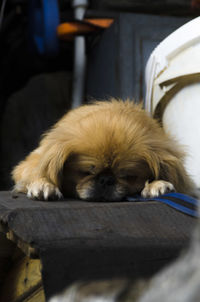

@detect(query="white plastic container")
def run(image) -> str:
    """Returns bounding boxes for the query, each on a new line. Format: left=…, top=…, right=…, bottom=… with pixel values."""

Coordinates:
left=145, top=17, right=200, bottom=187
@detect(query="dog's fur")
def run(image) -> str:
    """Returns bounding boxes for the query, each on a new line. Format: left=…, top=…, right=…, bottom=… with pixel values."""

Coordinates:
left=12, top=99, right=195, bottom=201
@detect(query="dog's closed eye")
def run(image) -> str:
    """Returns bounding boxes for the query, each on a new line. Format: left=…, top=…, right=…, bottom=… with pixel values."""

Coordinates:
left=78, top=165, right=96, bottom=177
left=119, top=174, right=138, bottom=182
left=78, top=170, right=93, bottom=177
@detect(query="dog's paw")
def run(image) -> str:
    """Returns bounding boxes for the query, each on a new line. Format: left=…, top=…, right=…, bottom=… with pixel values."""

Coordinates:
left=141, top=180, right=175, bottom=198
left=27, top=178, right=63, bottom=201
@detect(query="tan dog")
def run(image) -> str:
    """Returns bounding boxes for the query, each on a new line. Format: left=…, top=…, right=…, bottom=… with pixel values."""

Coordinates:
left=12, top=99, right=195, bottom=201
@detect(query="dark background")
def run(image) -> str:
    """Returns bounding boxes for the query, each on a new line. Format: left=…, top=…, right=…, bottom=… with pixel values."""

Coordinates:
left=0, top=0, right=199, bottom=189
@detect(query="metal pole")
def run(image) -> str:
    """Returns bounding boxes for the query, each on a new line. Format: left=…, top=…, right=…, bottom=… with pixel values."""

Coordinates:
left=71, top=0, right=88, bottom=108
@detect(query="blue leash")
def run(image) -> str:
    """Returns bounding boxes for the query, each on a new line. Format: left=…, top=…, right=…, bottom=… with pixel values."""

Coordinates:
left=126, top=192, right=200, bottom=218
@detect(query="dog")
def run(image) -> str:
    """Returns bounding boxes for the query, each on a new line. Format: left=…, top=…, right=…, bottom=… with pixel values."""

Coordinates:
left=11, top=99, right=195, bottom=201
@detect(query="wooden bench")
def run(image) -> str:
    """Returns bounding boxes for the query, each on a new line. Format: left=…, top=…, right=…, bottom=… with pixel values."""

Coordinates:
left=0, top=191, right=196, bottom=301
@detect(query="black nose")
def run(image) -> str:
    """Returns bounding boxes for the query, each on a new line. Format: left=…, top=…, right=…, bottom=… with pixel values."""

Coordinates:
left=98, top=175, right=115, bottom=187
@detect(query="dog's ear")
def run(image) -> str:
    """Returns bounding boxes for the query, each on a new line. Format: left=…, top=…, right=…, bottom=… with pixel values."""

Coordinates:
left=38, top=142, right=72, bottom=187
left=159, top=153, right=194, bottom=194
left=143, top=139, right=195, bottom=194
left=151, top=144, right=194, bottom=194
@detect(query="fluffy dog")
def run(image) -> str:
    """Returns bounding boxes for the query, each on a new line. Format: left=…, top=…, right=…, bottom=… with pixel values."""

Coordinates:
left=12, top=99, right=195, bottom=201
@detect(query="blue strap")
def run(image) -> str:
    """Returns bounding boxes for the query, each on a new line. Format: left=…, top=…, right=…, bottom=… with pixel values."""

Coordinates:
left=126, top=192, right=200, bottom=218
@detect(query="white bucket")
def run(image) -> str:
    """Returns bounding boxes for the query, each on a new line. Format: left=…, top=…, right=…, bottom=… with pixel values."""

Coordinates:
left=145, top=17, right=200, bottom=187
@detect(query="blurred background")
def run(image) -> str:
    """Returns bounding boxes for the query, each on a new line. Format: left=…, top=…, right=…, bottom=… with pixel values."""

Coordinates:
left=0, top=0, right=200, bottom=190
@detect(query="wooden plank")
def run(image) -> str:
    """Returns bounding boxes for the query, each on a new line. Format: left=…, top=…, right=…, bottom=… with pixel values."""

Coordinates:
left=0, top=193, right=195, bottom=248
left=0, top=192, right=195, bottom=261
left=24, top=287, right=45, bottom=302
left=0, top=191, right=196, bottom=299
left=0, top=256, right=44, bottom=302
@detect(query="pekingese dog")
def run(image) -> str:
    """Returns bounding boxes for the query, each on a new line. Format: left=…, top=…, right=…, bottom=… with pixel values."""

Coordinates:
left=12, top=99, right=196, bottom=201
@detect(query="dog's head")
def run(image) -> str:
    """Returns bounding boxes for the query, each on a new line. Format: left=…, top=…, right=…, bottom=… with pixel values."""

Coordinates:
left=39, top=100, right=186, bottom=201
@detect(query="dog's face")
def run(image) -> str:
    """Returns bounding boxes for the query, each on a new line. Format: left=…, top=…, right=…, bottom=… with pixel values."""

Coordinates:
left=61, top=152, right=153, bottom=202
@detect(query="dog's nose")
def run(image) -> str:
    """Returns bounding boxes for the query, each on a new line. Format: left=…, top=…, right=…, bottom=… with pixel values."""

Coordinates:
left=98, top=175, right=115, bottom=186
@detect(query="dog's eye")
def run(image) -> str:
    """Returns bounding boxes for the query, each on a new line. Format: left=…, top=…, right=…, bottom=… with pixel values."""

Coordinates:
left=79, top=170, right=92, bottom=177
left=78, top=165, right=96, bottom=177
left=120, top=175, right=137, bottom=182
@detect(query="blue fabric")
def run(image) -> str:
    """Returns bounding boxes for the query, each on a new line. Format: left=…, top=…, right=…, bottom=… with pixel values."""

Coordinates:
left=126, top=192, right=200, bottom=218
left=29, top=0, right=60, bottom=55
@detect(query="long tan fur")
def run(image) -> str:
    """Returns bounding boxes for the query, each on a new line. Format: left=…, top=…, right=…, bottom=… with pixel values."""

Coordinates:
left=12, top=99, right=195, bottom=201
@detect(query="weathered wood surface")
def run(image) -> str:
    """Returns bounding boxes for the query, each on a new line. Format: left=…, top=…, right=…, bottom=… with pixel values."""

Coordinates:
left=0, top=191, right=197, bottom=299
left=0, top=256, right=44, bottom=302
left=0, top=191, right=195, bottom=251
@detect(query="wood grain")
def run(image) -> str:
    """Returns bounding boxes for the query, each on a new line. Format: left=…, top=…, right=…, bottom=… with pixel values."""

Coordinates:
left=0, top=256, right=44, bottom=302
left=0, top=191, right=196, bottom=299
